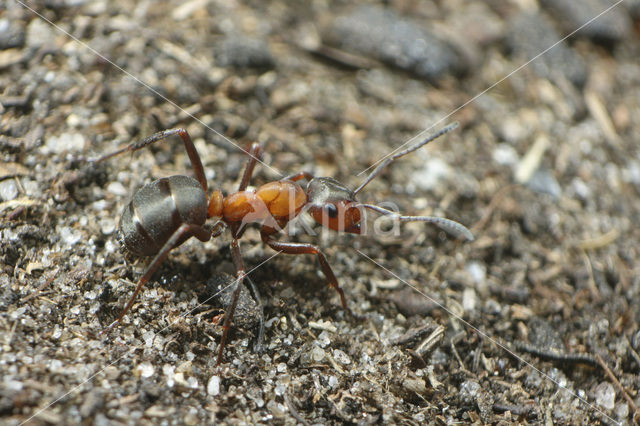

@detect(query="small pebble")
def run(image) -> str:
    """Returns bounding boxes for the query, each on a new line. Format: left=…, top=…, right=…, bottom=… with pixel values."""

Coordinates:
left=411, top=158, right=451, bottom=191
left=462, top=288, right=477, bottom=313
left=106, top=181, right=128, bottom=197
left=593, top=382, right=615, bottom=410
left=99, top=217, right=116, bottom=235
left=527, top=169, right=562, bottom=199
left=207, top=375, right=221, bottom=396
left=163, top=364, right=175, bottom=388
left=214, top=35, right=274, bottom=69
left=328, top=375, right=338, bottom=389
left=540, top=0, right=632, bottom=45
left=136, top=362, right=155, bottom=379
left=615, top=402, right=629, bottom=420
left=26, top=18, right=56, bottom=48
left=311, top=346, right=326, bottom=363
left=466, top=262, right=487, bottom=285
left=507, top=12, right=587, bottom=88
left=492, top=144, right=519, bottom=166
left=459, top=380, right=481, bottom=405
left=0, top=19, right=26, bottom=50
left=44, top=132, right=86, bottom=154
left=59, top=226, right=83, bottom=246
left=0, top=179, right=18, bottom=201
left=326, top=5, right=466, bottom=82
left=332, top=349, right=351, bottom=365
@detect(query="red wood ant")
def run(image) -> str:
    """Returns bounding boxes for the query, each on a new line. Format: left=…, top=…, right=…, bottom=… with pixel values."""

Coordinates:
left=92, top=122, right=473, bottom=365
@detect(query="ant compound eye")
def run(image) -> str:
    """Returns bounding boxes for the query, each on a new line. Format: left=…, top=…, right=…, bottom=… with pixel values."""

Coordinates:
left=325, top=204, right=338, bottom=218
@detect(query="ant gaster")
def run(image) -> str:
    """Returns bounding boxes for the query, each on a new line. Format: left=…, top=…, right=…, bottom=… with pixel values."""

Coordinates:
left=92, top=122, right=473, bottom=366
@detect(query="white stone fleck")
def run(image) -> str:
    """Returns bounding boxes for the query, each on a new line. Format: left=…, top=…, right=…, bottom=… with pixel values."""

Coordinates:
left=594, top=382, right=615, bottom=410
left=142, top=330, right=155, bottom=348
left=332, top=349, right=351, bottom=365
left=411, top=157, right=451, bottom=191
left=136, top=362, right=155, bottom=378
left=328, top=375, right=338, bottom=389
left=311, top=346, right=326, bottom=363
left=462, top=288, right=477, bottom=313
left=44, top=132, right=86, bottom=154
left=492, top=143, right=519, bottom=166
left=0, top=180, right=18, bottom=201
left=466, top=262, right=486, bottom=285
left=59, top=226, right=82, bottom=246
left=163, top=364, right=175, bottom=388
left=99, top=218, right=116, bottom=235
left=107, top=181, right=128, bottom=197
left=207, top=375, right=221, bottom=396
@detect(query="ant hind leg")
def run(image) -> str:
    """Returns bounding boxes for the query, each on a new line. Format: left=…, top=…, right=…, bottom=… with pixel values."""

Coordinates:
left=216, top=237, right=248, bottom=366
left=100, top=223, right=211, bottom=336
left=92, top=128, right=208, bottom=192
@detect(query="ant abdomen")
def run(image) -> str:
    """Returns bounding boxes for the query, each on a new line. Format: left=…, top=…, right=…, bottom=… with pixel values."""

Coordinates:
left=119, top=175, right=208, bottom=257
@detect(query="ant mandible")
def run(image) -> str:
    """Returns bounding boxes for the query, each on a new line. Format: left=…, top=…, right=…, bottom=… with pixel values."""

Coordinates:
left=92, top=122, right=473, bottom=366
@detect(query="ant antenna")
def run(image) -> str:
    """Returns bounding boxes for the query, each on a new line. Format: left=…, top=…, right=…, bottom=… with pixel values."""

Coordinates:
left=353, top=122, right=460, bottom=195
left=359, top=203, right=474, bottom=241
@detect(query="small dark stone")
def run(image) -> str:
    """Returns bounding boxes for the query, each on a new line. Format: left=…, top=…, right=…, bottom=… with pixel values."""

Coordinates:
left=529, top=318, right=565, bottom=352
left=540, top=0, right=632, bottom=46
left=527, top=169, right=562, bottom=199
left=387, top=286, right=442, bottom=317
left=324, top=5, right=466, bottom=82
left=507, top=12, right=587, bottom=88
left=0, top=19, right=26, bottom=50
left=203, top=272, right=261, bottom=329
left=214, top=36, right=275, bottom=69
left=630, top=0, right=640, bottom=20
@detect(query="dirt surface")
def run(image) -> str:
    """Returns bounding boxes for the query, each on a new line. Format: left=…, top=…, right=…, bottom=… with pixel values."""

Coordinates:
left=2, top=1, right=640, bottom=424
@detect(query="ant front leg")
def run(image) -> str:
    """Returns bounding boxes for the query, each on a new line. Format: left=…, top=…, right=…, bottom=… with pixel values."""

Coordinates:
left=100, top=223, right=211, bottom=335
left=93, top=128, right=208, bottom=192
left=260, top=227, right=350, bottom=313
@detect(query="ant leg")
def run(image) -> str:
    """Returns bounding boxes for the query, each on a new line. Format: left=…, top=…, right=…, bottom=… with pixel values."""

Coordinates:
left=217, top=237, right=247, bottom=366
left=244, top=275, right=265, bottom=354
left=238, top=143, right=262, bottom=191
left=92, top=128, right=208, bottom=192
left=100, top=223, right=211, bottom=335
left=260, top=229, right=350, bottom=313
left=283, top=171, right=314, bottom=182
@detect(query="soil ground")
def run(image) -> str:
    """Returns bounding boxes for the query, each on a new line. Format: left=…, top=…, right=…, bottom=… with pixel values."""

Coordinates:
left=1, top=1, right=640, bottom=424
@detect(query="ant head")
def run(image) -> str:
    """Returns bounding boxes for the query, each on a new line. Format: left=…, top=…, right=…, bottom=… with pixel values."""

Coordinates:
left=306, top=177, right=362, bottom=234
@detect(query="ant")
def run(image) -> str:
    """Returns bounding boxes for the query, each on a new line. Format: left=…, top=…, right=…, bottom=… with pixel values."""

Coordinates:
left=92, top=122, right=473, bottom=366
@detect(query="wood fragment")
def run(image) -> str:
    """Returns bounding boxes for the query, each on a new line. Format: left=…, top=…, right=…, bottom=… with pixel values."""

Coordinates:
left=515, top=136, right=550, bottom=184
left=584, top=90, right=622, bottom=147
left=576, top=229, right=620, bottom=250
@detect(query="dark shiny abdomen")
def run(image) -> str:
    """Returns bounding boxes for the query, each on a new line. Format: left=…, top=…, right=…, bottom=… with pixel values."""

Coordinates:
left=118, top=175, right=207, bottom=257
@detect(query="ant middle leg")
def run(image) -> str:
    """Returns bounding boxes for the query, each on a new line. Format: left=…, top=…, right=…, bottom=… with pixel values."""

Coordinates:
left=260, top=228, right=350, bottom=313
left=92, top=128, right=208, bottom=192
left=100, top=223, right=211, bottom=335
left=238, top=142, right=262, bottom=191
